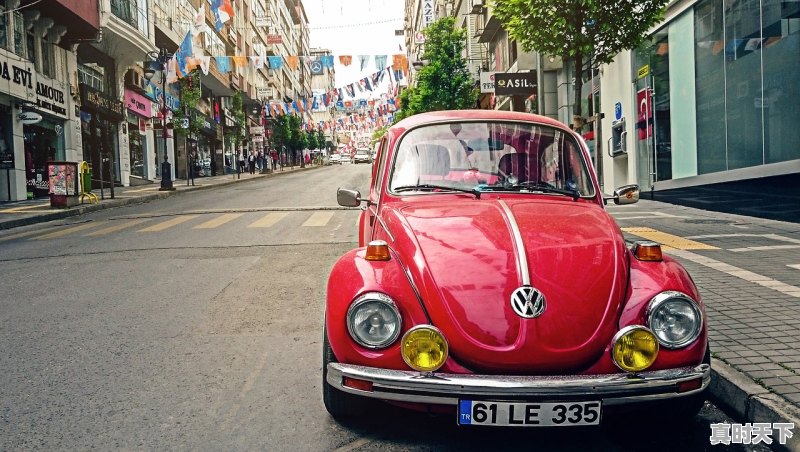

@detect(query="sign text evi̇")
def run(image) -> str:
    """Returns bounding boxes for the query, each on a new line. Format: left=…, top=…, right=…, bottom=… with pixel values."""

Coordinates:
left=0, top=60, right=67, bottom=116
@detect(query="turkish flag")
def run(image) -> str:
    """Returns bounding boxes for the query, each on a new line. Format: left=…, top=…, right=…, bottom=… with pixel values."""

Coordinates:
left=636, top=88, right=653, bottom=141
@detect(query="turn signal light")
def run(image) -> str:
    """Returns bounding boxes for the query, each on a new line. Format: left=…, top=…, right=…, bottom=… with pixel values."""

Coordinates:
left=677, top=378, right=703, bottom=393
left=342, top=377, right=374, bottom=392
left=612, top=326, right=659, bottom=372
left=365, top=240, right=391, bottom=261
left=633, top=241, right=663, bottom=261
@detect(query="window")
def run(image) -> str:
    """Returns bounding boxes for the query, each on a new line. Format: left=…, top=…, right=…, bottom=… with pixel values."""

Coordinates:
left=79, top=64, right=106, bottom=93
left=0, top=3, right=8, bottom=49
left=26, top=28, right=34, bottom=62
left=13, top=11, right=23, bottom=56
left=41, top=39, right=55, bottom=77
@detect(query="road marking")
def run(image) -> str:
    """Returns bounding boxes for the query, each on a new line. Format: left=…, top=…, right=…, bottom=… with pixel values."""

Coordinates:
left=138, top=215, right=198, bottom=232
left=32, top=223, right=97, bottom=240
left=85, top=219, right=149, bottom=236
left=302, top=211, right=334, bottom=227
left=122, top=187, right=160, bottom=193
left=193, top=213, right=243, bottom=229
left=612, top=211, right=689, bottom=220
left=0, top=226, right=61, bottom=242
left=669, top=249, right=800, bottom=298
left=0, top=203, right=54, bottom=213
left=730, top=245, right=800, bottom=252
left=247, top=212, right=289, bottom=228
left=621, top=227, right=718, bottom=250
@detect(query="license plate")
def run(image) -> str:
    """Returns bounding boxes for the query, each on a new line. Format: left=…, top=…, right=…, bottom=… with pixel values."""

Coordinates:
left=458, top=400, right=601, bottom=426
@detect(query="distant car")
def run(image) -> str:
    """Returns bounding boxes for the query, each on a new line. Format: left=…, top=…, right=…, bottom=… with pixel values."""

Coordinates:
left=330, top=154, right=342, bottom=165
left=340, top=154, right=351, bottom=164
left=353, top=149, right=371, bottom=164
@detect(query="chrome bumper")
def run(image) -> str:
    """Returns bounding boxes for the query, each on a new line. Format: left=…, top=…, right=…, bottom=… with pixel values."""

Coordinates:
left=326, top=363, right=711, bottom=406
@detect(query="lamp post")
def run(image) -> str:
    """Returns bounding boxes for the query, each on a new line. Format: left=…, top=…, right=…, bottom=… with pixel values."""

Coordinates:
left=143, top=48, right=175, bottom=190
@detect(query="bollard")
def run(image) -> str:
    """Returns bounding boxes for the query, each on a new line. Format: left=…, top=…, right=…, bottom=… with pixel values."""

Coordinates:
left=159, top=155, right=175, bottom=191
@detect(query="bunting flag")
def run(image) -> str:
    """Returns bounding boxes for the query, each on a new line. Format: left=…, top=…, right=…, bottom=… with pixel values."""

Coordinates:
left=211, top=0, right=234, bottom=32
left=392, top=54, right=408, bottom=71
left=267, top=56, right=283, bottom=69
left=345, top=84, right=355, bottom=97
left=339, top=55, right=352, bottom=66
left=374, top=55, right=388, bottom=71
left=232, top=56, right=248, bottom=68
left=214, top=56, right=231, bottom=73
left=198, top=56, right=211, bottom=75
left=166, top=56, right=179, bottom=84
left=286, top=55, right=299, bottom=70
left=359, top=78, right=373, bottom=92
left=250, top=55, right=264, bottom=69
left=321, top=55, right=334, bottom=68
left=176, top=30, right=195, bottom=77
left=193, top=5, right=208, bottom=35
left=358, top=55, right=370, bottom=71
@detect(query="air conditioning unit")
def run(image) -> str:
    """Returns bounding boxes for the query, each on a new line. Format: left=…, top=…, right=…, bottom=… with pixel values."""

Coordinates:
left=124, top=69, right=145, bottom=91
left=470, top=0, right=484, bottom=14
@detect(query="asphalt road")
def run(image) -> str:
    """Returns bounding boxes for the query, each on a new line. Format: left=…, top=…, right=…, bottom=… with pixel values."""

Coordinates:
left=0, top=163, right=767, bottom=451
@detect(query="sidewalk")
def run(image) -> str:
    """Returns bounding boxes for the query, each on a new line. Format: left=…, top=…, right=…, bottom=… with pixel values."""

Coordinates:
left=0, top=164, right=316, bottom=231
left=2, top=177, right=799, bottom=448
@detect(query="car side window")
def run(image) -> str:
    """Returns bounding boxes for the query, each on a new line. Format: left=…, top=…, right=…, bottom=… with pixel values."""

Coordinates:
left=373, top=137, right=388, bottom=197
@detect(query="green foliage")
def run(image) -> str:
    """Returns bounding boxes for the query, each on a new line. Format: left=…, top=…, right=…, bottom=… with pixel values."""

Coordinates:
left=225, top=91, right=247, bottom=147
left=395, top=17, right=477, bottom=119
left=316, top=129, right=326, bottom=151
left=491, top=0, right=668, bottom=119
left=173, top=70, right=204, bottom=137
left=270, top=114, right=291, bottom=151
left=371, top=126, right=388, bottom=145
left=305, top=130, right=318, bottom=150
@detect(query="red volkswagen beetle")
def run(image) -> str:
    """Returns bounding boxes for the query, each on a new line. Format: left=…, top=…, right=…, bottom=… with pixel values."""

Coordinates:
left=324, top=110, right=709, bottom=426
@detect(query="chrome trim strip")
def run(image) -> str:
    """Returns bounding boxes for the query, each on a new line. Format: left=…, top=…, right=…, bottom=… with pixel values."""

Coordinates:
left=327, top=363, right=711, bottom=406
left=497, top=199, right=530, bottom=286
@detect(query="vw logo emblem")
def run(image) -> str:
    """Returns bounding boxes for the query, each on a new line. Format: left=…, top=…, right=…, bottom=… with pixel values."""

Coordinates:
left=510, top=286, right=546, bottom=319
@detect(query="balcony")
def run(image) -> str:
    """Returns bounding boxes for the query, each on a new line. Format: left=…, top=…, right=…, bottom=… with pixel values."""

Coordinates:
left=103, top=0, right=152, bottom=67
left=111, top=0, right=144, bottom=33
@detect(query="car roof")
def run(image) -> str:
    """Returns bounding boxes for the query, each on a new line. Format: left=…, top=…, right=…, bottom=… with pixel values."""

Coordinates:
left=391, top=109, right=569, bottom=132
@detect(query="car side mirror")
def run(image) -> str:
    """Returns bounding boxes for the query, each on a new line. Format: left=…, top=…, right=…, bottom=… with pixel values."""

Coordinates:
left=604, top=184, right=640, bottom=205
left=337, top=188, right=363, bottom=207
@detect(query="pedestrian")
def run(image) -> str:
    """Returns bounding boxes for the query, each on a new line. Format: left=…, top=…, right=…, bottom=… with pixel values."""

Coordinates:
left=188, top=151, right=196, bottom=186
left=248, top=151, right=256, bottom=174
left=238, top=151, right=245, bottom=176
left=272, top=150, right=279, bottom=171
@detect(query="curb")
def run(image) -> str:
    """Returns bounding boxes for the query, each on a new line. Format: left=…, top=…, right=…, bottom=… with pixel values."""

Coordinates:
left=0, top=166, right=318, bottom=231
left=709, top=358, right=800, bottom=451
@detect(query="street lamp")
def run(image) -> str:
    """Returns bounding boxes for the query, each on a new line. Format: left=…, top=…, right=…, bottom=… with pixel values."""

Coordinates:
left=143, top=48, right=176, bottom=190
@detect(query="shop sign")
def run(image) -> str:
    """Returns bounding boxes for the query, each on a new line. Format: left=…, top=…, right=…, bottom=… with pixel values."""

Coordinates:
left=422, top=0, right=435, bottom=27
left=79, top=83, right=124, bottom=121
left=0, top=57, right=68, bottom=118
left=494, top=72, right=537, bottom=95
left=17, top=111, right=43, bottom=124
left=267, top=34, right=282, bottom=44
left=637, top=65, right=650, bottom=79
left=125, top=89, right=152, bottom=117
left=250, top=126, right=264, bottom=136
left=480, top=71, right=496, bottom=93
left=143, top=79, right=181, bottom=111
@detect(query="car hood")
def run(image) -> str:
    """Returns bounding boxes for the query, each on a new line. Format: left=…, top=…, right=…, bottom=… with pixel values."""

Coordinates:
left=383, top=197, right=628, bottom=374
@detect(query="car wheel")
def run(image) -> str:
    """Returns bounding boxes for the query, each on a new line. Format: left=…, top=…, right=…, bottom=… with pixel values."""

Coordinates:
left=322, top=328, right=372, bottom=418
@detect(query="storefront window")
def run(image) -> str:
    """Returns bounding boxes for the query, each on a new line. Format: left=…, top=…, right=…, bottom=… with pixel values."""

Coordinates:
left=694, top=0, right=727, bottom=174
left=24, top=118, right=66, bottom=197
left=762, top=0, right=800, bottom=164
left=128, top=117, right=146, bottom=178
left=725, top=0, right=764, bottom=170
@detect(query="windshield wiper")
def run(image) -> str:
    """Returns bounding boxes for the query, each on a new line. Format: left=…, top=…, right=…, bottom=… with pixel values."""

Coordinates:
left=394, top=184, right=481, bottom=199
left=506, top=181, right=581, bottom=201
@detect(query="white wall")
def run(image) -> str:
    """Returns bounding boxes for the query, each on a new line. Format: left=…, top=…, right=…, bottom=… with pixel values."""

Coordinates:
left=600, top=50, right=637, bottom=190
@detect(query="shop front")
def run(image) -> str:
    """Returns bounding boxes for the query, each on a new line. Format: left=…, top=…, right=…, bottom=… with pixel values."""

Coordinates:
left=0, top=54, right=71, bottom=200
left=79, top=83, right=124, bottom=190
left=144, top=77, right=180, bottom=180
left=124, top=89, right=152, bottom=183
left=194, top=114, right=216, bottom=177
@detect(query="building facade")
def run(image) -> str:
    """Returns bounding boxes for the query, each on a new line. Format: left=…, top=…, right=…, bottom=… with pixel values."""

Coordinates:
left=599, top=0, right=800, bottom=195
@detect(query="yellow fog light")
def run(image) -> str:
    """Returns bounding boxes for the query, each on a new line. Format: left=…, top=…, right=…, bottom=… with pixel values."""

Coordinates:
left=401, top=325, right=448, bottom=372
left=611, top=326, right=659, bottom=372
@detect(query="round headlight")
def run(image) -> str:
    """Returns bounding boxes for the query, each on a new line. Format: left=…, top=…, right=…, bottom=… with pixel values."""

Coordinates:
left=346, top=292, right=402, bottom=349
left=647, top=291, right=703, bottom=349
left=401, top=325, right=448, bottom=372
left=611, top=326, right=659, bottom=372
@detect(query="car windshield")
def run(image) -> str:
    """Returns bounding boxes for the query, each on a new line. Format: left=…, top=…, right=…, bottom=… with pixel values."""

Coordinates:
left=389, top=121, right=595, bottom=197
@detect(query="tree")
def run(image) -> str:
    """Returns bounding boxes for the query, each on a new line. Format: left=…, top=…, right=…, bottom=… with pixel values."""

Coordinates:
left=492, top=0, right=668, bottom=127
left=286, top=115, right=306, bottom=167
left=395, top=17, right=477, bottom=120
left=371, top=125, right=388, bottom=145
left=224, top=91, right=247, bottom=153
left=173, top=70, right=205, bottom=138
left=270, top=114, right=291, bottom=166
left=316, top=129, right=326, bottom=153
left=306, top=130, right=318, bottom=151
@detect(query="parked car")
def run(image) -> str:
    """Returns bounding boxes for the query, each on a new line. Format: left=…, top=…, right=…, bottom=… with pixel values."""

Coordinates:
left=323, top=110, right=709, bottom=426
left=340, top=154, right=351, bottom=164
left=353, top=149, right=372, bottom=164
left=330, top=153, right=342, bottom=165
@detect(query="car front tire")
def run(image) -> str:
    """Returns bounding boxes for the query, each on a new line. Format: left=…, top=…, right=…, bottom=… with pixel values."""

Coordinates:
left=322, top=328, right=372, bottom=418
